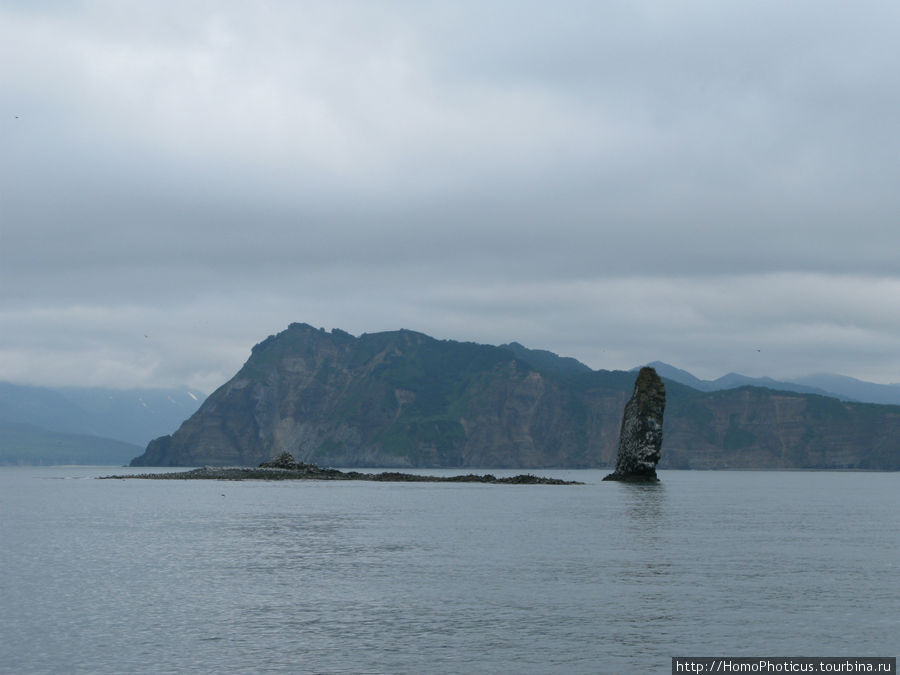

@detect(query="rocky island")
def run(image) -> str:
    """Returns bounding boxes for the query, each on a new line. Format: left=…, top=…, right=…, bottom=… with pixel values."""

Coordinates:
left=102, top=452, right=582, bottom=484
left=128, top=323, right=900, bottom=471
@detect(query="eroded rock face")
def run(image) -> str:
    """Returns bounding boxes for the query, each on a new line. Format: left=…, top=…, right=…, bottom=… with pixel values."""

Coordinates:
left=603, top=367, right=666, bottom=482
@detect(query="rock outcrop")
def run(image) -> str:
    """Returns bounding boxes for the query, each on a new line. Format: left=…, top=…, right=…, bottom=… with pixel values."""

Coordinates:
left=603, top=367, right=665, bottom=481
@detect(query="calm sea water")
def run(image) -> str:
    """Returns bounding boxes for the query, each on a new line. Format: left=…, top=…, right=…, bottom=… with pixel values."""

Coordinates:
left=1, top=466, right=897, bottom=674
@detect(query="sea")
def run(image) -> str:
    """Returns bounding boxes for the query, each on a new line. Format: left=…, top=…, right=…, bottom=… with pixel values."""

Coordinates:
left=1, top=466, right=897, bottom=674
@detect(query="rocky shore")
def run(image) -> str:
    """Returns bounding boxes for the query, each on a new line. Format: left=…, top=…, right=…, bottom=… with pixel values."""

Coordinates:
left=101, top=453, right=582, bottom=485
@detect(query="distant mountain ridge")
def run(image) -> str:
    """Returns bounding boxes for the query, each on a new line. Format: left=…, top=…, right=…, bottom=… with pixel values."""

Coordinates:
left=0, top=382, right=206, bottom=464
left=639, top=361, right=900, bottom=405
left=0, top=422, right=141, bottom=466
left=132, top=323, right=900, bottom=470
left=792, top=373, right=900, bottom=406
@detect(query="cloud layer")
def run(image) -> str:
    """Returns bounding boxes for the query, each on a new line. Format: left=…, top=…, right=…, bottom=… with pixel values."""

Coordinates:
left=3, top=1, right=900, bottom=391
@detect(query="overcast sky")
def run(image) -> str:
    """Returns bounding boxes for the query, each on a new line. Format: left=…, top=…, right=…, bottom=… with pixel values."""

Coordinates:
left=3, top=1, right=900, bottom=393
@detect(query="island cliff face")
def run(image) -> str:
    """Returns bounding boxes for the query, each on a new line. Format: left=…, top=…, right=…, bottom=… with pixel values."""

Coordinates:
left=132, top=323, right=900, bottom=469
left=136, top=324, right=604, bottom=468
left=603, top=367, right=665, bottom=481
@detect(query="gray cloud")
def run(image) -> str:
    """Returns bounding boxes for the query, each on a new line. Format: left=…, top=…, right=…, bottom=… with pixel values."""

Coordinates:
left=3, top=1, right=900, bottom=391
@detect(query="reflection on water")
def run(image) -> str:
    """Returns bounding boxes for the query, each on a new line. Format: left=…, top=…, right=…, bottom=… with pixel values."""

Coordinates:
left=621, top=480, right=666, bottom=530
left=607, top=480, right=673, bottom=649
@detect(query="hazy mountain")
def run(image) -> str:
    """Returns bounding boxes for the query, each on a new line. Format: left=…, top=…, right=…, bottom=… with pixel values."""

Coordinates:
left=132, top=323, right=900, bottom=470
left=0, top=381, right=206, bottom=451
left=637, top=362, right=711, bottom=391
left=53, top=386, right=206, bottom=446
left=0, top=422, right=141, bottom=466
left=639, top=361, right=867, bottom=401
left=0, top=382, right=94, bottom=436
left=791, top=374, right=900, bottom=406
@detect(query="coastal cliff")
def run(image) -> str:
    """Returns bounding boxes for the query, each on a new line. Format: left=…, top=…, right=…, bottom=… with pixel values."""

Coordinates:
left=132, top=323, right=900, bottom=469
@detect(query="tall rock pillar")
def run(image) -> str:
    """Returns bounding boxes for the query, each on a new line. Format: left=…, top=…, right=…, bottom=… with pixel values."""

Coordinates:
left=603, top=366, right=666, bottom=482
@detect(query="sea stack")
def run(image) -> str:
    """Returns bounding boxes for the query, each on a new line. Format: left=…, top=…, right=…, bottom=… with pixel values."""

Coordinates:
left=603, top=366, right=666, bottom=482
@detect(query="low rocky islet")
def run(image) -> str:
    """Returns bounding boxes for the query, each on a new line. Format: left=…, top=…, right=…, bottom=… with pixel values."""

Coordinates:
left=101, top=452, right=583, bottom=485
